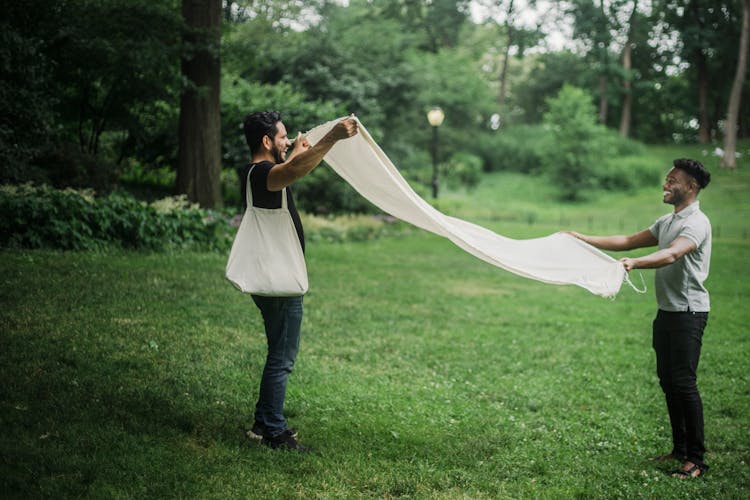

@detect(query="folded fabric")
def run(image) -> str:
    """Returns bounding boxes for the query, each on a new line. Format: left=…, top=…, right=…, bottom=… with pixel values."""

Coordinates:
left=305, top=117, right=626, bottom=298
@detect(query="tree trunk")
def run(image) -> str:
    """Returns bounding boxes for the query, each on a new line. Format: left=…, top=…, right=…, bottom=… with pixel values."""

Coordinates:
left=498, top=0, right=515, bottom=112
left=598, top=75, right=609, bottom=124
left=619, top=0, right=638, bottom=137
left=176, top=0, right=222, bottom=208
left=597, top=0, right=609, bottom=125
left=686, top=0, right=711, bottom=144
left=696, top=53, right=710, bottom=143
left=721, top=0, right=750, bottom=169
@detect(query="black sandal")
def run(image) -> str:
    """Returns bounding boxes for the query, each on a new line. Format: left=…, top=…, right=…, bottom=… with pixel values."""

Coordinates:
left=670, top=463, right=707, bottom=479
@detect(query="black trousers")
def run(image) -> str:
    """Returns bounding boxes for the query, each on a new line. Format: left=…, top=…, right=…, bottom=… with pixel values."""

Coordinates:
left=652, top=309, right=709, bottom=468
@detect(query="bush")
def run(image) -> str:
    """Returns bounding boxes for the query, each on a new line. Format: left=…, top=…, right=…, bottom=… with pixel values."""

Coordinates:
left=118, top=161, right=175, bottom=201
left=477, top=125, right=551, bottom=174
left=0, top=184, right=408, bottom=252
left=444, top=152, right=483, bottom=190
left=598, top=129, right=647, bottom=157
left=293, top=167, right=377, bottom=215
left=0, top=185, right=234, bottom=251
left=539, top=86, right=656, bottom=200
left=542, top=86, right=609, bottom=200
left=300, top=213, right=412, bottom=243
left=598, top=156, right=661, bottom=191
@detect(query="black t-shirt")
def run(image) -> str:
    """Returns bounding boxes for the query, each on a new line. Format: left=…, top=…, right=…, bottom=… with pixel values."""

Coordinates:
left=240, top=161, right=305, bottom=253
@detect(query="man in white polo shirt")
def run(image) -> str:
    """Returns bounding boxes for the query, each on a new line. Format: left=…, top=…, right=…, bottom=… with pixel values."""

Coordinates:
left=568, top=158, right=712, bottom=479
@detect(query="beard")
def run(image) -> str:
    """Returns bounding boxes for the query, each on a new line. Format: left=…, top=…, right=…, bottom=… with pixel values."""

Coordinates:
left=271, top=144, right=285, bottom=164
left=664, top=189, right=684, bottom=206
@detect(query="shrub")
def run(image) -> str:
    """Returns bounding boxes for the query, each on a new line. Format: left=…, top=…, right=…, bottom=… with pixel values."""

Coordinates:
left=118, top=161, right=175, bottom=201
left=598, top=129, right=647, bottom=157
left=0, top=185, right=234, bottom=251
left=444, top=152, right=482, bottom=190
left=0, top=184, right=408, bottom=251
left=543, top=86, right=609, bottom=200
left=477, top=125, right=551, bottom=174
left=293, top=167, right=377, bottom=215
left=598, top=156, right=661, bottom=191
left=300, top=213, right=412, bottom=243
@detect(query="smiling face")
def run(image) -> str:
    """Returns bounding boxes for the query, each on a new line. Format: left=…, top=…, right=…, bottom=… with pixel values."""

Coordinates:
left=268, top=121, right=291, bottom=164
left=662, top=167, right=696, bottom=207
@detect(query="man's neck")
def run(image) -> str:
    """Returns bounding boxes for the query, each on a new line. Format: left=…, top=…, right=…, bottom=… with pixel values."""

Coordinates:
left=251, top=151, right=275, bottom=164
left=674, top=197, right=697, bottom=214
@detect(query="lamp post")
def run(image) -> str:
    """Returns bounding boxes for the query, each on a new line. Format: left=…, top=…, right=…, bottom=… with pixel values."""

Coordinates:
left=427, top=106, right=444, bottom=198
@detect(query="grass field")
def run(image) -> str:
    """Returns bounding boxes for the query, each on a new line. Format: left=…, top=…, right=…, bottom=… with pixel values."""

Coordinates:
left=2, top=147, right=749, bottom=498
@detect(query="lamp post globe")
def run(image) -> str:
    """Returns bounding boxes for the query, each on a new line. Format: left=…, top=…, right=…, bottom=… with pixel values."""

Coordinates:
left=426, top=107, right=444, bottom=198
left=427, top=107, right=445, bottom=127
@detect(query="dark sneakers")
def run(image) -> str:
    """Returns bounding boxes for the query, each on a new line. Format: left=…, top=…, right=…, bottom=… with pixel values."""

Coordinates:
left=261, top=429, right=310, bottom=453
left=246, top=420, right=297, bottom=441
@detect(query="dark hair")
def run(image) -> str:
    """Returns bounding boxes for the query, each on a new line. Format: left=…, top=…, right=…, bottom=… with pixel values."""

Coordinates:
left=243, top=111, right=282, bottom=153
left=673, top=158, right=710, bottom=189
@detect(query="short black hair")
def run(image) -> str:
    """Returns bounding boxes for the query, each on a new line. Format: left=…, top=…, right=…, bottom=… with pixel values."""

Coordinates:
left=243, top=111, right=282, bottom=153
left=673, top=158, right=710, bottom=189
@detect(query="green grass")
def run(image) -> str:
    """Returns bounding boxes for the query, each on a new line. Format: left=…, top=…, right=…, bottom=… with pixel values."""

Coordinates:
left=2, top=145, right=749, bottom=498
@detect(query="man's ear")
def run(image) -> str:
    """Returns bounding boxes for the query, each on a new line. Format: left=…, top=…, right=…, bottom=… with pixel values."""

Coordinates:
left=261, top=134, right=273, bottom=151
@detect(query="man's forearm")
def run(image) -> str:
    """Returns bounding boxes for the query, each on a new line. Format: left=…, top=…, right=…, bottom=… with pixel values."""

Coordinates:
left=281, top=134, right=337, bottom=180
left=267, top=118, right=357, bottom=191
left=572, top=233, right=633, bottom=251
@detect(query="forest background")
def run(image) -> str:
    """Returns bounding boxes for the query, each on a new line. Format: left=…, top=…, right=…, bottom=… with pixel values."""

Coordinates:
left=2, top=0, right=748, bottom=223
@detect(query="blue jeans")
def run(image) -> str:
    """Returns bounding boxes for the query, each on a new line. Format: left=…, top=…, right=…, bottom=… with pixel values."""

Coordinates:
left=652, top=309, right=709, bottom=468
left=251, top=294, right=303, bottom=437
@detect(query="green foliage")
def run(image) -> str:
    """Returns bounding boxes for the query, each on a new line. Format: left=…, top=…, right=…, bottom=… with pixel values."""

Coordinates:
left=0, top=183, right=412, bottom=251
left=478, top=125, right=551, bottom=174
left=0, top=185, right=234, bottom=252
left=0, top=0, right=183, bottom=187
left=0, top=2, right=58, bottom=183
left=220, top=74, right=344, bottom=171
left=444, top=152, right=483, bottom=190
left=597, top=155, right=662, bottom=191
left=543, top=85, right=610, bottom=200
left=293, top=167, right=378, bottom=215
left=409, top=48, right=496, bottom=139
left=120, top=162, right=176, bottom=189
left=301, top=212, right=412, bottom=243
left=31, top=144, right=120, bottom=193
left=513, top=51, right=594, bottom=125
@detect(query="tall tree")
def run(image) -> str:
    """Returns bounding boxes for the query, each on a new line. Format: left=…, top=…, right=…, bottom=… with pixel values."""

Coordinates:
left=378, top=0, right=470, bottom=52
left=568, top=0, right=617, bottom=125
left=2, top=0, right=182, bottom=187
left=176, top=0, right=222, bottom=208
left=688, top=0, right=712, bottom=143
left=618, top=0, right=638, bottom=137
left=721, top=0, right=750, bottom=168
left=595, top=0, right=611, bottom=124
left=659, top=0, right=741, bottom=143
left=474, top=0, right=542, bottom=127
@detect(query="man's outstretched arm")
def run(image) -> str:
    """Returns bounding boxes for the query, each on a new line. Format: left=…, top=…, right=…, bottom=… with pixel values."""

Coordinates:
left=267, top=117, right=358, bottom=191
left=618, top=236, right=696, bottom=271
left=566, top=229, right=658, bottom=251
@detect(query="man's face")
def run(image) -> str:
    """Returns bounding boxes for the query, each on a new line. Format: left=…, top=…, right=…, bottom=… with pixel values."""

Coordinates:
left=662, top=167, right=695, bottom=206
left=269, top=121, right=291, bottom=164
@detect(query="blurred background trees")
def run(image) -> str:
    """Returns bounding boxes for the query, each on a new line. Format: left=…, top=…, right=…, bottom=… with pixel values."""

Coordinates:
left=1, top=0, right=747, bottom=210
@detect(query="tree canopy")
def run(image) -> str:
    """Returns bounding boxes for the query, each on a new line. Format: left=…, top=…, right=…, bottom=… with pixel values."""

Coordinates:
left=1, top=0, right=747, bottom=207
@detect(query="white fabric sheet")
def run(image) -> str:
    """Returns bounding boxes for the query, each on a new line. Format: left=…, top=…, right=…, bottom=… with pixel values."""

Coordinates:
left=305, top=117, right=626, bottom=298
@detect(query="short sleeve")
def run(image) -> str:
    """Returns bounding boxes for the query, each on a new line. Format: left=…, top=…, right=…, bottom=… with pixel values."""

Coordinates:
left=679, top=219, right=710, bottom=248
left=649, top=214, right=669, bottom=241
